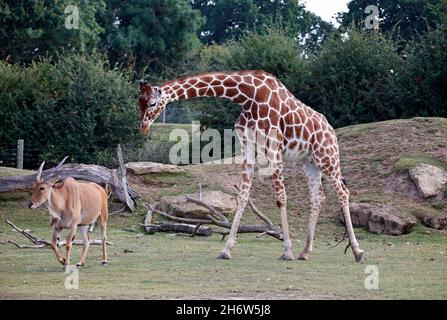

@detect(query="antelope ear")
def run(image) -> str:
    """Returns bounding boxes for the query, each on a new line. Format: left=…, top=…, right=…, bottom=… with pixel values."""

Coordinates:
left=48, top=175, right=62, bottom=186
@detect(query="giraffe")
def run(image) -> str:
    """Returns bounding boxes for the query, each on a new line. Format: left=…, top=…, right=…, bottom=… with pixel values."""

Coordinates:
left=138, top=70, right=364, bottom=262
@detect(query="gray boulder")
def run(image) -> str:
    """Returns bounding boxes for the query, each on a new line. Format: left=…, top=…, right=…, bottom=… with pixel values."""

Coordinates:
left=159, top=191, right=237, bottom=219
left=409, top=164, right=447, bottom=198
left=420, top=215, right=447, bottom=230
left=341, top=202, right=416, bottom=236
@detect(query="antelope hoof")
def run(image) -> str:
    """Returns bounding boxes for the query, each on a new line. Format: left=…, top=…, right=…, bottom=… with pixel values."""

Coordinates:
left=279, top=252, right=294, bottom=261
left=101, top=261, right=108, bottom=266
left=76, top=262, right=84, bottom=269
left=354, top=249, right=364, bottom=262
left=217, top=251, right=231, bottom=260
left=298, top=252, right=309, bottom=260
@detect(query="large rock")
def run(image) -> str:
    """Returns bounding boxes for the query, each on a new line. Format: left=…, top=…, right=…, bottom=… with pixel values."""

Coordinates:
left=420, top=215, right=447, bottom=230
left=159, top=191, right=237, bottom=219
left=409, top=164, right=447, bottom=198
left=340, top=202, right=417, bottom=236
left=125, top=162, right=184, bottom=175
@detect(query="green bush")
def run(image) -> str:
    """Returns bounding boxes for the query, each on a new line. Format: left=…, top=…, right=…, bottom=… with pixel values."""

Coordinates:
left=395, top=28, right=447, bottom=118
left=304, top=30, right=402, bottom=128
left=228, top=28, right=306, bottom=95
left=0, top=52, right=140, bottom=168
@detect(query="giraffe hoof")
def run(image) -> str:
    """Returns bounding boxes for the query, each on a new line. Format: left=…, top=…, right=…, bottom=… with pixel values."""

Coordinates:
left=58, top=257, right=66, bottom=266
left=297, top=252, right=309, bottom=261
left=76, top=262, right=84, bottom=269
left=101, top=261, right=108, bottom=266
left=217, top=251, right=231, bottom=260
left=279, top=253, right=294, bottom=261
left=354, top=249, right=364, bottom=262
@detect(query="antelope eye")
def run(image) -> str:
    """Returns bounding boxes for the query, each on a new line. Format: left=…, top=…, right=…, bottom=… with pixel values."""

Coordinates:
left=39, top=187, right=45, bottom=190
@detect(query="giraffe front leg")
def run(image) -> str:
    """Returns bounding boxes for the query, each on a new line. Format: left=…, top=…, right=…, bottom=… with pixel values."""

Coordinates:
left=217, top=162, right=254, bottom=260
left=299, top=161, right=325, bottom=261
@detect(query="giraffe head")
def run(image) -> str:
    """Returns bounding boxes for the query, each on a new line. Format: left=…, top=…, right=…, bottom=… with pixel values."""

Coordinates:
left=138, top=80, right=168, bottom=135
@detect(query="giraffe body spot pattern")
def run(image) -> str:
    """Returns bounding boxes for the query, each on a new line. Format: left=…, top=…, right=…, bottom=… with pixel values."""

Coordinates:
left=138, top=70, right=364, bottom=262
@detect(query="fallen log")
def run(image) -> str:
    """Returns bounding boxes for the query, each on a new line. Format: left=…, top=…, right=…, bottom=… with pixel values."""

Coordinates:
left=0, top=145, right=138, bottom=211
left=145, top=203, right=283, bottom=241
left=141, top=223, right=213, bottom=236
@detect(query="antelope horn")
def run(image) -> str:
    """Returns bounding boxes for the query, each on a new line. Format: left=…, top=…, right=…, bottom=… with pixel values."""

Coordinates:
left=36, top=161, right=45, bottom=181
left=55, top=156, right=68, bottom=171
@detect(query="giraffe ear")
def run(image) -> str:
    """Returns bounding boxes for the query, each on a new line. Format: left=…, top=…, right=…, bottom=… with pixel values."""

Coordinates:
left=139, top=80, right=151, bottom=92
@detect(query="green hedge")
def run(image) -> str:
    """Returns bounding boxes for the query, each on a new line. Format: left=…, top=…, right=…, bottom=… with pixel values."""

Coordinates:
left=0, top=53, right=140, bottom=168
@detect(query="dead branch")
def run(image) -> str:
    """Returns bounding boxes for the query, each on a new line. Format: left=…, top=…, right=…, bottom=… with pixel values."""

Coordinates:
left=5, top=219, right=50, bottom=245
left=109, top=206, right=127, bottom=216
left=185, top=194, right=229, bottom=223
left=149, top=205, right=214, bottom=225
left=233, top=184, right=280, bottom=233
left=191, top=223, right=203, bottom=237
left=3, top=219, right=113, bottom=248
left=145, top=203, right=283, bottom=240
left=7, top=240, right=46, bottom=249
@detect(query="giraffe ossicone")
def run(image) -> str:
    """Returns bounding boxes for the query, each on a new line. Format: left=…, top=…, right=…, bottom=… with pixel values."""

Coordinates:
left=138, top=70, right=364, bottom=262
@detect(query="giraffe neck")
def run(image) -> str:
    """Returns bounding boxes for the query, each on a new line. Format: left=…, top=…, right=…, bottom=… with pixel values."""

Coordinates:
left=160, top=70, right=276, bottom=107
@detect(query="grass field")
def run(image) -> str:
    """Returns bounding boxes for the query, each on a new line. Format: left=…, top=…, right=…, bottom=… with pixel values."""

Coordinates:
left=1, top=118, right=446, bottom=299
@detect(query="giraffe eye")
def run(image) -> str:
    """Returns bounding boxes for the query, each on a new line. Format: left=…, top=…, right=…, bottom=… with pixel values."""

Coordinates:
left=150, top=102, right=157, bottom=107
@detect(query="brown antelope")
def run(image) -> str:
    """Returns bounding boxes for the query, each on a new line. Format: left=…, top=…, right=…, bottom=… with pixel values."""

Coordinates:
left=28, top=158, right=109, bottom=269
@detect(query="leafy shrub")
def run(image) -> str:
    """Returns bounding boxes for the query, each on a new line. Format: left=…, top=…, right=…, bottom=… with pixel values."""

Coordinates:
left=395, top=28, right=447, bottom=118
left=0, top=52, right=140, bottom=168
left=304, top=30, right=402, bottom=127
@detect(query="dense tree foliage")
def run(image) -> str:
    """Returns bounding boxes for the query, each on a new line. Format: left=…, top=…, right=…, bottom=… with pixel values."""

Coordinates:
left=99, top=0, right=203, bottom=76
left=304, top=31, right=402, bottom=127
left=338, top=0, right=447, bottom=40
left=0, top=0, right=105, bottom=63
left=0, top=0, right=446, bottom=166
left=395, top=27, right=447, bottom=118
left=192, top=0, right=333, bottom=52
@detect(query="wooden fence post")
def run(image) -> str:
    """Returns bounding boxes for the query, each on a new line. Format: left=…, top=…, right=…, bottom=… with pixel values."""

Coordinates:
left=16, top=139, right=24, bottom=169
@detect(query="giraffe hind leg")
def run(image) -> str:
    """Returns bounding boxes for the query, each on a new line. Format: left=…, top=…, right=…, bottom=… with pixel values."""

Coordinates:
left=298, top=161, right=325, bottom=261
left=326, top=171, right=364, bottom=262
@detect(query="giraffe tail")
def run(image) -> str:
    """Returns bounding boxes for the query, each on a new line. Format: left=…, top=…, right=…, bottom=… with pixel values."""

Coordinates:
left=341, top=177, right=348, bottom=187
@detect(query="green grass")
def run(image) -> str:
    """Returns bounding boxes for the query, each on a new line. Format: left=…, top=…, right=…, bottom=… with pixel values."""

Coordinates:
left=146, top=123, right=193, bottom=144
left=0, top=192, right=446, bottom=300
left=0, top=167, right=35, bottom=177
left=394, top=155, right=447, bottom=172
left=336, top=122, right=380, bottom=138
left=1, top=118, right=447, bottom=299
